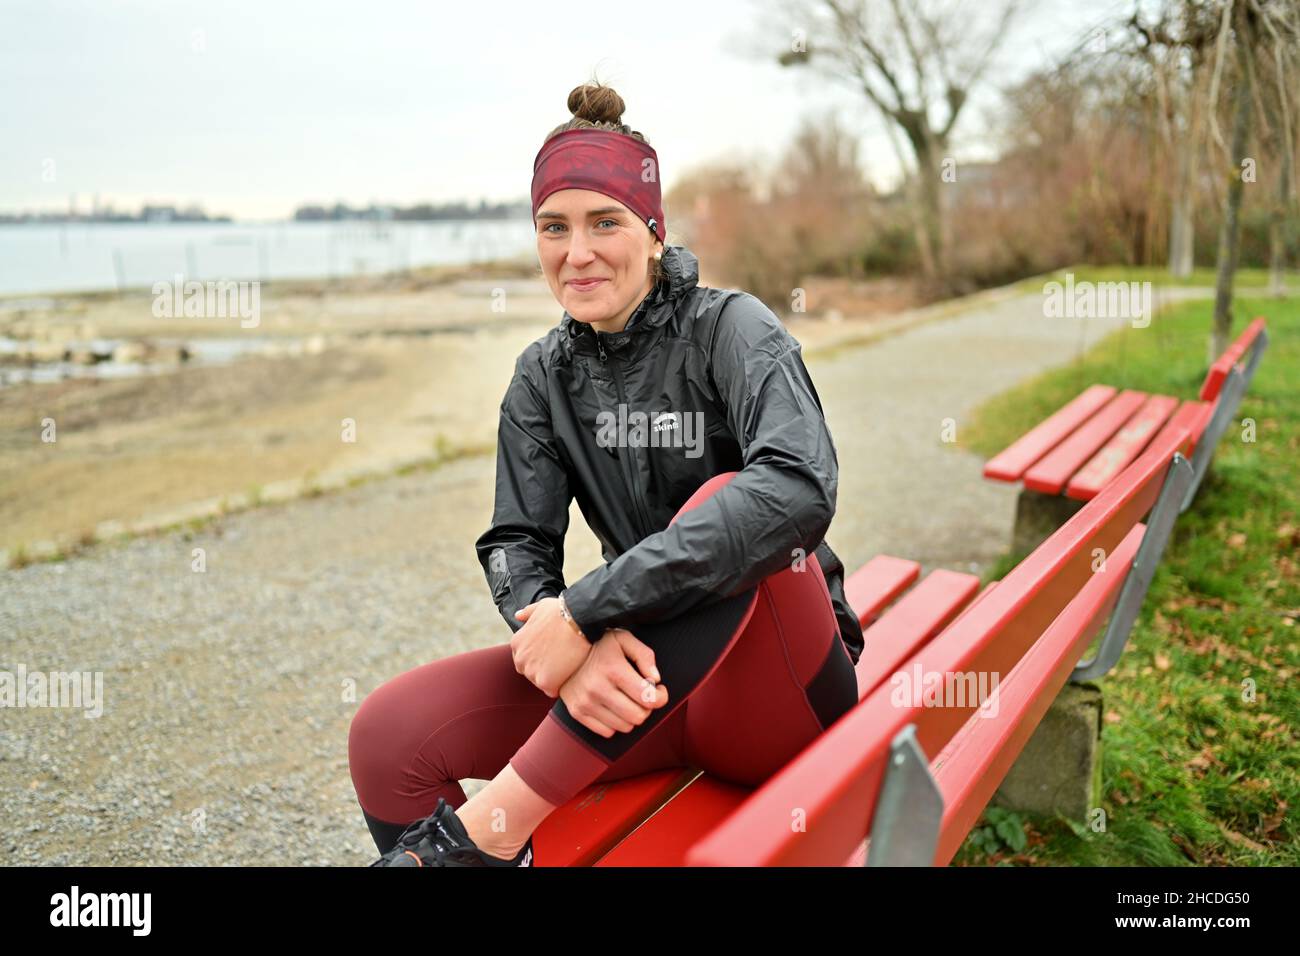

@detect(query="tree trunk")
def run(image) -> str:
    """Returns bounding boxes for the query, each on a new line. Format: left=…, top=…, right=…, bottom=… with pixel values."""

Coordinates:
left=918, top=155, right=947, bottom=278
left=1169, top=194, right=1195, bottom=278
left=900, top=133, right=940, bottom=281
left=1211, top=17, right=1254, bottom=360
left=907, top=171, right=938, bottom=280
left=1268, top=132, right=1293, bottom=297
left=1169, top=130, right=1195, bottom=278
left=1269, top=216, right=1287, bottom=297
left=894, top=112, right=949, bottom=284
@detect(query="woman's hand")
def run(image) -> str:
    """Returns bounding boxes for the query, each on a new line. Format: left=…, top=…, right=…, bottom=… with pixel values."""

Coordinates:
left=510, top=597, right=595, bottom=697
left=558, top=628, right=668, bottom=738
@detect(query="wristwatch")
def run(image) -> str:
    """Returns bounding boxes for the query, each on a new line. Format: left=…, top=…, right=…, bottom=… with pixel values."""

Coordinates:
left=557, top=590, right=590, bottom=641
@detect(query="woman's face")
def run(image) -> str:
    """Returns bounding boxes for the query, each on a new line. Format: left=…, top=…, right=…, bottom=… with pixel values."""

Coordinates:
left=535, top=188, right=664, bottom=335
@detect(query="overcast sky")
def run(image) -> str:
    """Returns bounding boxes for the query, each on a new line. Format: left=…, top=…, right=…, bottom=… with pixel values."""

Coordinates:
left=2, top=0, right=1125, bottom=221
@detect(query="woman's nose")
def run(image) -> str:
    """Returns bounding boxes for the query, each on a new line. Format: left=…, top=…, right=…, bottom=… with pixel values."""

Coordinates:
left=565, top=233, right=595, bottom=266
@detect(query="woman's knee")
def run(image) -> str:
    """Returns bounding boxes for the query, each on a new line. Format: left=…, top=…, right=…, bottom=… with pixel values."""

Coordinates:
left=347, top=676, right=407, bottom=800
left=671, top=471, right=740, bottom=524
left=347, top=646, right=541, bottom=811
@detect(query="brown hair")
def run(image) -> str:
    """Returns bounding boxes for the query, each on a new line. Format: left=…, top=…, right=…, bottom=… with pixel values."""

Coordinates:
left=545, top=81, right=652, bottom=147
left=543, top=81, right=664, bottom=281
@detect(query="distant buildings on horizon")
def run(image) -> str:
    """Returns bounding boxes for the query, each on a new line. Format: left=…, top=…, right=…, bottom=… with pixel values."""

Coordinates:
left=0, top=195, right=532, bottom=224
left=292, top=197, right=531, bottom=222
left=0, top=197, right=233, bottom=224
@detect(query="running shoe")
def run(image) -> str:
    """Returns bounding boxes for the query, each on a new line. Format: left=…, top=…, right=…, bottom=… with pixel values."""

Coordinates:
left=369, top=797, right=534, bottom=867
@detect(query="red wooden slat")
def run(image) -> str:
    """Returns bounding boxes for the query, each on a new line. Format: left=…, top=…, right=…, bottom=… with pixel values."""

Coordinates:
left=1151, top=399, right=1211, bottom=459
left=947, top=581, right=997, bottom=629
left=844, top=555, right=921, bottom=628
left=1022, top=390, right=1148, bottom=494
left=686, top=419, right=1195, bottom=866
left=930, top=521, right=1145, bottom=864
left=1200, top=317, right=1266, bottom=401
left=531, top=768, right=696, bottom=866
left=983, top=384, right=1117, bottom=482
left=854, top=569, right=982, bottom=699
left=594, top=776, right=752, bottom=867
left=1065, top=394, right=1178, bottom=501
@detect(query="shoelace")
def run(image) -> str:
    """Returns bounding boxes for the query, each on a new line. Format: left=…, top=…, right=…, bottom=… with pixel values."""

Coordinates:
left=374, top=806, right=457, bottom=865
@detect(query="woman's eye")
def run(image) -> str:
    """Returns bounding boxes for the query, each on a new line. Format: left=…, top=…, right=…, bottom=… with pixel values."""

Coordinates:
left=541, top=219, right=616, bottom=233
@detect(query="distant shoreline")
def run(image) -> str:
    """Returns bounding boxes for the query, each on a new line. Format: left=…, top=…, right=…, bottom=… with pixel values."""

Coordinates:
left=0, top=214, right=533, bottom=227
left=0, top=253, right=541, bottom=304
left=0, top=219, right=539, bottom=298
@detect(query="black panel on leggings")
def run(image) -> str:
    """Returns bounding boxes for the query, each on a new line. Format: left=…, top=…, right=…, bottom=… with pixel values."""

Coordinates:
left=361, top=804, right=416, bottom=856
left=804, top=633, right=859, bottom=731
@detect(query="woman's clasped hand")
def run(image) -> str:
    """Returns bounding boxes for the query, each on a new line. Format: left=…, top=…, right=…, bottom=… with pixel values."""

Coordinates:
left=512, top=598, right=667, bottom=737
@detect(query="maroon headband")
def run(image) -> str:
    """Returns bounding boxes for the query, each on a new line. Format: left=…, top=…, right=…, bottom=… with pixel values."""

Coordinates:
left=531, top=127, right=665, bottom=243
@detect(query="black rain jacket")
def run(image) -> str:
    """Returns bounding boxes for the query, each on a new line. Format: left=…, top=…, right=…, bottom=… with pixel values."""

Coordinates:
left=473, top=243, right=866, bottom=666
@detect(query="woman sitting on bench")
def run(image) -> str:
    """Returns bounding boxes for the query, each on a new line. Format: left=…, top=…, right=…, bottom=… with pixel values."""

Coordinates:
left=348, top=80, right=864, bottom=867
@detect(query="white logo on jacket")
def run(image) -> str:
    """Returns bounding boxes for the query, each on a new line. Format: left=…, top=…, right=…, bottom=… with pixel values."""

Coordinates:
left=595, top=403, right=705, bottom=458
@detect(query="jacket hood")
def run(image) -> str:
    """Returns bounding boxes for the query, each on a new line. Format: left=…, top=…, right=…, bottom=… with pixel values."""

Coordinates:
left=561, top=244, right=700, bottom=353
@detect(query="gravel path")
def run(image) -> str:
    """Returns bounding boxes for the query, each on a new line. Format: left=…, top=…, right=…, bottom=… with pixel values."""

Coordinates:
left=1, top=286, right=1210, bottom=865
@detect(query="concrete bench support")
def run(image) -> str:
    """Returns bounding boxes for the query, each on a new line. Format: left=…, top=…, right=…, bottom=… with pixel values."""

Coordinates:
left=993, top=681, right=1103, bottom=820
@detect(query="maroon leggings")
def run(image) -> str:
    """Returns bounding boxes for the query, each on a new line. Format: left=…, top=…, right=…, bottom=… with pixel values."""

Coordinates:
left=348, top=471, right=859, bottom=851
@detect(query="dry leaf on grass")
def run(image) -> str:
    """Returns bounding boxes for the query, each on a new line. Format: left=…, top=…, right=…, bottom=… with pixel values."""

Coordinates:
left=1217, top=821, right=1266, bottom=853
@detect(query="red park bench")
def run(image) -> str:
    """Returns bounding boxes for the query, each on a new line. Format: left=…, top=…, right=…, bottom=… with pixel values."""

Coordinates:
left=983, top=317, right=1269, bottom=551
left=523, top=316, right=1266, bottom=867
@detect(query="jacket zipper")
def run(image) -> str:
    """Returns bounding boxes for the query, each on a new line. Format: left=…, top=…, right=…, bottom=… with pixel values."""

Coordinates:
left=597, top=331, right=654, bottom=537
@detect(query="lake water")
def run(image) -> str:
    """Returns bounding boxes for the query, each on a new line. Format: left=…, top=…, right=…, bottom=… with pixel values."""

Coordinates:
left=0, top=334, right=275, bottom=388
left=0, top=220, right=539, bottom=296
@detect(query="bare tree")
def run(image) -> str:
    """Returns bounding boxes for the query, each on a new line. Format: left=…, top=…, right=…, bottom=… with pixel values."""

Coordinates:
left=1207, top=0, right=1299, bottom=356
left=1252, top=2, right=1300, bottom=295
left=770, top=0, right=1022, bottom=284
left=770, top=112, right=878, bottom=279
left=1125, top=2, right=1222, bottom=277
left=1211, top=3, right=1255, bottom=358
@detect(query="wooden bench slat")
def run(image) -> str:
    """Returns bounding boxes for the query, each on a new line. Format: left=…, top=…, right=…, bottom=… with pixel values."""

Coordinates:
left=1064, top=394, right=1179, bottom=501
left=983, top=384, right=1117, bottom=482
left=1200, top=316, right=1267, bottom=401
left=930, top=521, right=1145, bottom=864
left=1151, top=399, right=1211, bottom=458
left=854, top=569, right=982, bottom=699
left=533, top=768, right=697, bottom=867
left=1022, top=390, right=1148, bottom=495
left=946, top=580, right=997, bottom=628
left=686, top=419, right=1195, bottom=866
left=594, top=775, right=753, bottom=867
left=844, top=554, right=921, bottom=627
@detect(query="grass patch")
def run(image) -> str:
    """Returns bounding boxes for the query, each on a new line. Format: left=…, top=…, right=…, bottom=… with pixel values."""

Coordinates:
left=953, top=294, right=1298, bottom=866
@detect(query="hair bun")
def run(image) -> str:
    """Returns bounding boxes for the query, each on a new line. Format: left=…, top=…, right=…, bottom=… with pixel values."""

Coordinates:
left=567, top=83, right=626, bottom=127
